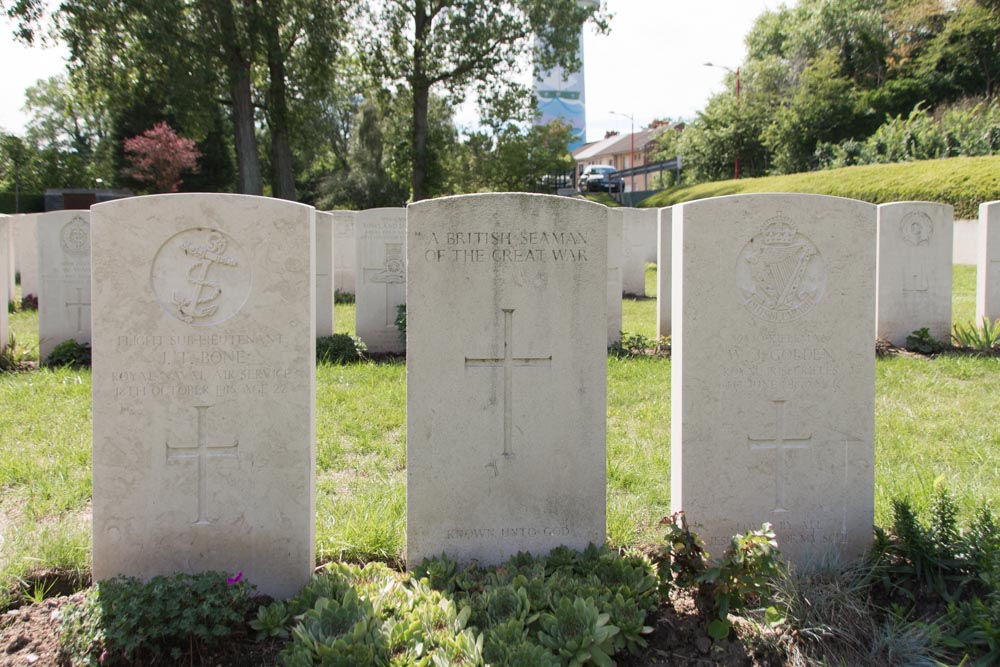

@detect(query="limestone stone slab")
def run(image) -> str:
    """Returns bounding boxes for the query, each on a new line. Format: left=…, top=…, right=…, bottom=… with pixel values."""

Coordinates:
left=0, top=216, right=8, bottom=345
left=37, top=211, right=92, bottom=359
left=91, top=193, right=316, bottom=600
left=977, top=201, right=1000, bottom=323
left=621, top=208, right=657, bottom=296
left=355, top=208, right=406, bottom=353
left=877, top=202, right=953, bottom=346
left=331, top=211, right=356, bottom=295
left=656, top=207, right=672, bottom=338
left=4, top=217, right=13, bottom=301
left=607, top=209, right=623, bottom=346
left=407, top=193, right=608, bottom=566
left=672, top=194, right=876, bottom=566
left=316, top=212, right=335, bottom=337
left=12, top=214, right=39, bottom=298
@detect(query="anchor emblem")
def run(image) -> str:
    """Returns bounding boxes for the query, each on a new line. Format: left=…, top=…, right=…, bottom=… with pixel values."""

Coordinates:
left=173, top=232, right=239, bottom=323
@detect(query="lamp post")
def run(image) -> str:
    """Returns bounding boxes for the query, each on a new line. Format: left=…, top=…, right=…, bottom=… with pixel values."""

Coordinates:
left=609, top=110, right=634, bottom=197
left=704, top=62, right=741, bottom=180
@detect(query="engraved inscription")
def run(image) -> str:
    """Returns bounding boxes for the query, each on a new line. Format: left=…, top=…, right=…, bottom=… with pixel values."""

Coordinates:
left=465, top=308, right=551, bottom=463
left=902, top=262, right=930, bottom=311
left=151, top=229, right=252, bottom=326
left=748, top=400, right=812, bottom=513
left=363, top=242, right=406, bottom=326
left=416, top=230, right=590, bottom=264
left=166, top=405, right=239, bottom=525
left=901, top=211, right=933, bottom=246
left=737, top=215, right=826, bottom=322
left=60, top=216, right=90, bottom=256
left=64, top=286, right=91, bottom=335
left=445, top=525, right=571, bottom=540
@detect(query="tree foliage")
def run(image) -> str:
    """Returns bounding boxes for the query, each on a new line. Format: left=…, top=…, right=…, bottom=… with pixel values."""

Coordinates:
left=122, top=121, right=201, bottom=193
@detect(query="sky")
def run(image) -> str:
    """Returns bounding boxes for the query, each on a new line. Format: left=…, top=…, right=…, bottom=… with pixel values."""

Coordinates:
left=0, top=0, right=793, bottom=141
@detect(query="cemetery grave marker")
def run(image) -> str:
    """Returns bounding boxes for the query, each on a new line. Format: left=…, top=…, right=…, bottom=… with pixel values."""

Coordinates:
left=407, top=193, right=607, bottom=566
left=12, top=213, right=39, bottom=299
left=672, top=194, right=876, bottom=566
left=91, top=193, right=316, bottom=599
left=876, top=202, right=953, bottom=346
left=607, top=209, right=623, bottom=346
left=621, top=208, right=657, bottom=296
left=332, top=211, right=357, bottom=296
left=656, top=206, right=672, bottom=338
left=37, top=211, right=92, bottom=359
left=0, top=216, right=8, bottom=346
left=977, top=201, right=1000, bottom=323
left=316, top=211, right=335, bottom=337
left=356, top=208, right=406, bottom=353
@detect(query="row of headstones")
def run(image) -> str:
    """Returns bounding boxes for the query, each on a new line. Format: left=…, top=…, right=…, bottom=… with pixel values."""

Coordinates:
left=5, top=193, right=1000, bottom=602
left=9, top=200, right=992, bottom=364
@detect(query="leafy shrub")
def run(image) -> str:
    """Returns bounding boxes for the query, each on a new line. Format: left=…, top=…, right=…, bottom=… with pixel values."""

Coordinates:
left=264, top=546, right=657, bottom=666
left=905, top=328, right=947, bottom=355
left=395, top=304, right=406, bottom=342
left=952, top=318, right=1000, bottom=351
left=45, top=339, right=91, bottom=368
left=333, top=289, right=355, bottom=304
left=59, top=571, right=253, bottom=665
left=316, top=333, right=366, bottom=364
left=657, top=511, right=707, bottom=590
left=20, top=293, right=38, bottom=311
left=609, top=332, right=670, bottom=358
left=0, top=333, right=34, bottom=372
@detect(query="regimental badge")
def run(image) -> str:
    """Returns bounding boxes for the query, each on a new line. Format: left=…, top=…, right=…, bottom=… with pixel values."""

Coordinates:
left=900, top=211, right=933, bottom=246
left=736, top=214, right=826, bottom=323
left=151, top=228, right=253, bottom=326
left=60, top=216, right=91, bottom=256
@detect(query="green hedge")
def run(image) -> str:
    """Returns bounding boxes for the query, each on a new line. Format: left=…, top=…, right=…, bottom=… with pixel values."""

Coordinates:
left=0, top=192, right=45, bottom=214
left=639, top=156, right=1000, bottom=219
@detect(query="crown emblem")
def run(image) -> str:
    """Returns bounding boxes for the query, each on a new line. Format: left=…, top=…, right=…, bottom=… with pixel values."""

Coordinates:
left=762, top=214, right=797, bottom=245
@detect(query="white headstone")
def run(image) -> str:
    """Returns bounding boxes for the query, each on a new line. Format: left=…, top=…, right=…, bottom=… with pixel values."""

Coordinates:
left=621, top=208, right=657, bottom=296
left=4, top=217, right=13, bottom=302
left=355, top=208, right=406, bottom=354
left=656, top=206, right=672, bottom=338
left=672, top=194, right=875, bottom=566
left=37, top=211, right=92, bottom=360
left=407, top=193, right=607, bottom=566
left=0, top=216, right=8, bottom=346
left=876, top=202, right=953, bottom=346
left=12, top=213, right=39, bottom=299
left=90, top=193, right=316, bottom=599
left=316, top=211, right=335, bottom=337
left=607, top=209, right=623, bottom=346
left=977, top=201, right=1000, bottom=323
left=331, top=211, right=356, bottom=296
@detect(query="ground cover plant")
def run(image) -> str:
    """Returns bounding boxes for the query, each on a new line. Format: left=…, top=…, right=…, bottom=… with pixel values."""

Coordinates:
left=640, top=156, right=1000, bottom=220
left=2, top=265, right=1000, bottom=664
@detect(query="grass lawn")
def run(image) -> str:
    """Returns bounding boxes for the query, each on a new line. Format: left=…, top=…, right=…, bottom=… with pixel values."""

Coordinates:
left=0, top=264, right=996, bottom=608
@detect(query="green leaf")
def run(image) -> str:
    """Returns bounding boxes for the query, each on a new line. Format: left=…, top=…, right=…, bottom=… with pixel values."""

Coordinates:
left=708, top=618, right=730, bottom=640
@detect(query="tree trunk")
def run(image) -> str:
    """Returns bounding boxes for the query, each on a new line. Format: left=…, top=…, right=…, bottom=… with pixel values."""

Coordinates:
left=410, top=0, right=430, bottom=202
left=261, top=2, right=296, bottom=200
left=203, top=0, right=262, bottom=195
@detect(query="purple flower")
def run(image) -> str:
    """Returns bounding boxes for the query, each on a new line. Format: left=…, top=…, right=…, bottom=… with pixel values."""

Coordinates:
left=227, top=571, right=243, bottom=585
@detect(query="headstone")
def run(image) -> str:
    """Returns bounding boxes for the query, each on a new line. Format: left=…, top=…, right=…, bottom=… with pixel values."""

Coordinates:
left=876, top=202, right=953, bottom=346
left=316, top=211, right=335, bottom=337
left=407, top=193, right=607, bottom=566
left=672, top=194, right=875, bottom=566
left=607, top=209, right=623, bottom=346
left=977, top=201, right=1000, bottom=323
left=12, top=214, right=39, bottom=299
left=621, top=208, right=657, bottom=296
left=355, top=208, right=406, bottom=353
left=331, top=211, right=356, bottom=296
left=37, top=211, right=93, bottom=360
left=0, top=216, right=8, bottom=346
left=4, top=218, right=13, bottom=302
left=656, top=206, right=672, bottom=338
left=90, top=193, right=316, bottom=599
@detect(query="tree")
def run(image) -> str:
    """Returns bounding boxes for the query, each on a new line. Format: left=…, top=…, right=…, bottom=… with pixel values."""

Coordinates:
left=360, top=0, right=608, bottom=201
left=122, top=122, right=201, bottom=193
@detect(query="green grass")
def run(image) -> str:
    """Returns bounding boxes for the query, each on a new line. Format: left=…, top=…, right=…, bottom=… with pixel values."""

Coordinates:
left=640, top=155, right=1000, bottom=219
left=0, top=266, right=996, bottom=607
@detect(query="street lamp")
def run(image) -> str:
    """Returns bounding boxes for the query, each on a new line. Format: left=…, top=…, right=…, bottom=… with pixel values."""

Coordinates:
left=704, top=62, right=741, bottom=180
left=609, top=110, right=634, bottom=197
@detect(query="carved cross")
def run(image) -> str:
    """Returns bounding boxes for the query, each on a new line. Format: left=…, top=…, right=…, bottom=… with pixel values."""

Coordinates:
left=748, top=400, right=812, bottom=512
left=465, top=308, right=551, bottom=458
left=64, top=286, right=90, bottom=335
left=166, top=405, right=239, bottom=525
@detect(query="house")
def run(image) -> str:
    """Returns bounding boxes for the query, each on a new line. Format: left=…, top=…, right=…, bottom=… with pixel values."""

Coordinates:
left=572, top=121, right=678, bottom=192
